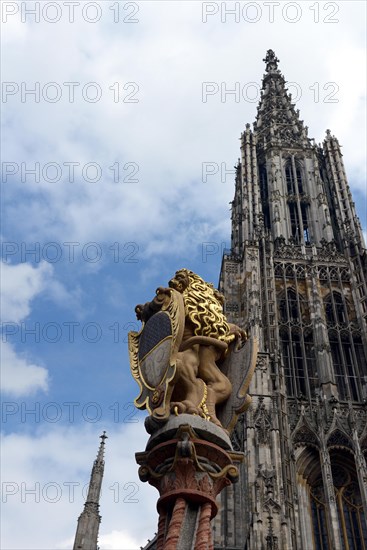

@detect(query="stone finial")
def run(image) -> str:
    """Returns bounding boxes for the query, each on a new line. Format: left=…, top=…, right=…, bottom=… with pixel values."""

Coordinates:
left=263, top=49, right=279, bottom=73
left=96, top=431, right=107, bottom=462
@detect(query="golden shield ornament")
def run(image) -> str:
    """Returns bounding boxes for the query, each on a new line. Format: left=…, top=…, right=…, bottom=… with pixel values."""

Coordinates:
left=128, top=288, right=185, bottom=420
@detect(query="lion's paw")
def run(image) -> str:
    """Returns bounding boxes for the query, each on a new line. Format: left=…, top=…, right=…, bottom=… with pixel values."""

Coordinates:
left=170, top=402, right=187, bottom=415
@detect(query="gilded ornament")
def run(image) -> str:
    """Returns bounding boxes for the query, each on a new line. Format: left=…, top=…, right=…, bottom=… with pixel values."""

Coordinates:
left=128, top=269, right=258, bottom=433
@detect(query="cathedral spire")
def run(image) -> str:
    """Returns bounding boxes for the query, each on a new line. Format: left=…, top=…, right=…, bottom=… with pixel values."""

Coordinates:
left=218, top=51, right=367, bottom=550
left=73, top=432, right=107, bottom=550
left=254, top=49, right=309, bottom=149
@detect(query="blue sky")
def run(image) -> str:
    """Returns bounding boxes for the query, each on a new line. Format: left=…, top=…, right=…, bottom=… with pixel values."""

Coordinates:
left=1, top=1, right=366, bottom=548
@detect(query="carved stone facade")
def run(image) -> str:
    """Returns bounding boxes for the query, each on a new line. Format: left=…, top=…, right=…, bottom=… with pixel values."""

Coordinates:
left=217, top=51, right=367, bottom=549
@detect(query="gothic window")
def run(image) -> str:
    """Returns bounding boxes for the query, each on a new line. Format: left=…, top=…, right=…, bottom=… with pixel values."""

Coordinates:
left=285, top=160, right=304, bottom=195
left=289, top=203, right=301, bottom=242
left=285, top=264, right=295, bottom=278
left=296, top=166, right=304, bottom=194
left=285, top=160, right=311, bottom=244
left=337, top=482, right=367, bottom=549
left=297, top=448, right=332, bottom=550
left=301, top=204, right=310, bottom=244
left=289, top=290, right=300, bottom=321
left=281, top=330, right=306, bottom=396
left=354, top=339, right=366, bottom=371
left=331, top=457, right=367, bottom=550
left=286, top=163, right=295, bottom=194
left=310, top=485, right=329, bottom=550
left=274, top=263, right=284, bottom=278
left=279, top=289, right=301, bottom=322
left=288, top=202, right=311, bottom=244
left=279, top=289, right=316, bottom=397
left=299, top=448, right=367, bottom=550
left=325, top=292, right=347, bottom=326
left=324, top=294, right=365, bottom=401
left=259, top=164, right=270, bottom=229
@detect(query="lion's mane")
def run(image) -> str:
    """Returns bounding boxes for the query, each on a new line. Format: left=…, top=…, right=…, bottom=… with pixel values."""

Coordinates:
left=176, top=269, right=231, bottom=341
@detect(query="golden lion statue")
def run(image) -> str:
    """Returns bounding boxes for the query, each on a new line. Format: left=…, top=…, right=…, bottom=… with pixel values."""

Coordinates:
left=132, top=269, right=247, bottom=429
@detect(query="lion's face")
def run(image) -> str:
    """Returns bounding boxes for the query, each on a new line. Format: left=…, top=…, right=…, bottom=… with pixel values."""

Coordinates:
left=168, top=270, right=190, bottom=293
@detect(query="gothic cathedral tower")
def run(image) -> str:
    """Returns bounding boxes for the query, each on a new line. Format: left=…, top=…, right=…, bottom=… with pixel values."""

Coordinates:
left=217, top=50, right=367, bottom=550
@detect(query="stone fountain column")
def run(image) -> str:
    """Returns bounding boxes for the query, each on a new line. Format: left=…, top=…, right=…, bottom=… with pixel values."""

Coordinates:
left=136, top=415, right=244, bottom=550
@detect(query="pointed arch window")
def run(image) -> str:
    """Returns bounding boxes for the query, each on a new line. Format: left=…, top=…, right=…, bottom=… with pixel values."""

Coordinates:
left=286, top=163, right=295, bottom=194
left=325, top=292, right=346, bottom=326
left=285, top=160, right=304, bottom=195
left=310, top=485, right=329, bottom=550
left=296, top=166, right=304, bottom=194
left=259, top=164, right=270, bottom=229
left=301, top=203, right=310, bottom=244
left=331, top=458, right=367, bottom=550
left=278, top=289, right=317, bottom=397
left=302, top=450, right=367, bottom=550
left=337, top=482, right=367, bottom=549
left=324, top=293, right=365, bottom=401
left=281, top=330, right=307, bottom=396
left=279, top=288, right=300, bottom=322
left=284, top=160, right=311, bottom=244
left=289, top=203, right=301, bottom=243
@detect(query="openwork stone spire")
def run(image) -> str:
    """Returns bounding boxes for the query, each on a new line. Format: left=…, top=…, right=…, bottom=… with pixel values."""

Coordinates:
left=254, top=49, right=309, bottom=149
left=73, top=432, right=107, bottom=550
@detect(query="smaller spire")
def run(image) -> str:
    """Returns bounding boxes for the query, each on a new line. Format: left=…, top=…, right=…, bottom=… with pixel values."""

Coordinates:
left=263, top=49, right=280, bottom=73
left=73, top=432, right=107, bottom=550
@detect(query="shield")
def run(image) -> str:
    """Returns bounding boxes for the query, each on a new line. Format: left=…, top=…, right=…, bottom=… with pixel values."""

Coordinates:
left=128, top=288, right=185, bottom=421
left=217, top=335, right=259, bottom=433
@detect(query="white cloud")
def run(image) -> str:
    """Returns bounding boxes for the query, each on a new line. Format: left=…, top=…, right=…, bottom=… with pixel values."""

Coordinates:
left=0, top=342, right=49, bottom=396
left=2, top=1, right=365, bottom=251
left=44, top=278, right=88, bottom=319
left=1, top=423, right=158, bottom=550
left=1, top=261, right=53, bottom=396
left=0, top=261, right=88, bottom=396
left=1, top=261, right=53, bottom=323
